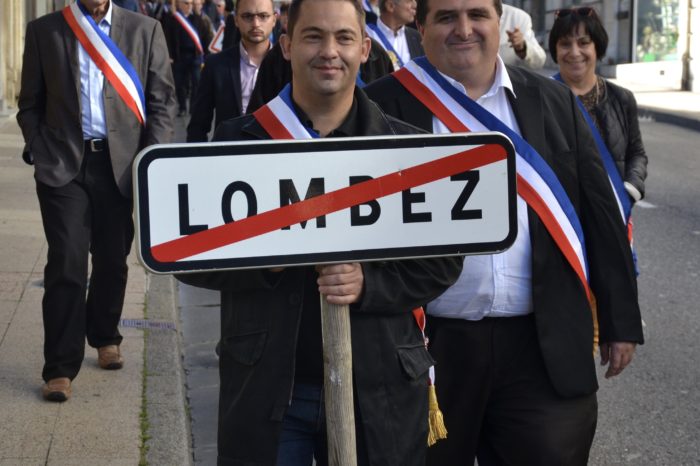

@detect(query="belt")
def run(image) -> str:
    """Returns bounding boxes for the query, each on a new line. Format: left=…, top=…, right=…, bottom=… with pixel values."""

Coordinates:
left=84, top=139, right=108, bottom=153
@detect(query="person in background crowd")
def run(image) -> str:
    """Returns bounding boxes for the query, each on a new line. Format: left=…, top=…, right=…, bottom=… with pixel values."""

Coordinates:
left=499, top=3, right=546, bottom=69
left=365, top=0, right=644, bottom=463
left=163, top=0, right=212, bottom=116
left=365, top=0, right=423, bottom=70
left=177, top=0, right=463, bottom=463
left=194, top=0, right=216, bottom=35
left=549, top=6, right=648, bottom=203
left=187, top=0, right=275, bottom=141
left=17, top=0, right=174, bottom=402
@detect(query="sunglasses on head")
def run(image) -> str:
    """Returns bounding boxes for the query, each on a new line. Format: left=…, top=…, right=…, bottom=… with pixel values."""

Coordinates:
left=555, top=6, right=595, bottom=18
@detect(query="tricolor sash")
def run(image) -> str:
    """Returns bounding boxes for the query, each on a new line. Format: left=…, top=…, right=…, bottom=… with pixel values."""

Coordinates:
left=174, top=11, right=204, bottom=55
left=394, top=57, right=591, bottom=299
left=362, top=0, right=374, bottom=13
left=208, top=23, right=225, bottom=54
left=252, top=84, right=319, bottom=139
left=63, top=2, right=146, bottom=125
left=365, top=23, right=404, bottom=70
left=552, top=74, right=638, bottom=273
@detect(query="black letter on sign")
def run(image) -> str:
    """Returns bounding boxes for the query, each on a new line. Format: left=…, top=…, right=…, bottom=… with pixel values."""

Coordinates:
left=279, top=178, right=326, bottom=229
left=178, top=184, right=209, bottom=235
left=451, top=171, right=482, bottom=220
left=349, top=176, right=380, bottom=226
left=402, top=189, right=432, bottom=223
left=221, top=181, right=258, bottom=223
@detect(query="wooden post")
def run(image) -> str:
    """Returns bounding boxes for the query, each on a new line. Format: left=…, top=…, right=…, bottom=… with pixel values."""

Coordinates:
left=320, top=298, right=358, bottom=466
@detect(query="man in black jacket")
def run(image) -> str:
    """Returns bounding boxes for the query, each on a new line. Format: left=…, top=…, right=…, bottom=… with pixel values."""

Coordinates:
left=177, top=0, right=462, bottom=463
left=162, top=0, right=213, bottom=115
left=364, top=0, right=644, bottom=464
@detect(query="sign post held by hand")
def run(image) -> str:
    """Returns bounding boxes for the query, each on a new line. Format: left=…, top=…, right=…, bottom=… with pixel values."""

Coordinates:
left=320, top=299, right=357, bottom=466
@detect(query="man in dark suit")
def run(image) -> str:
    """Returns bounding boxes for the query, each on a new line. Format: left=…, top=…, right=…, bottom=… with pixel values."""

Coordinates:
left=365, top=0, right=644, bottom=463
left=16, top=0, right=175, bottom=402
left=365, top=0, right=423, bottom=70
left=162, top=0, right=213, bottom=116
left=186, top=0, right=275, bottom=141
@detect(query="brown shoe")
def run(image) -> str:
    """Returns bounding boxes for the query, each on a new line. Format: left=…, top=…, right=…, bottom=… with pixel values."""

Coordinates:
left=97, top=345, right=124, bottom=370
left=42, top=377, right=71, bottom=402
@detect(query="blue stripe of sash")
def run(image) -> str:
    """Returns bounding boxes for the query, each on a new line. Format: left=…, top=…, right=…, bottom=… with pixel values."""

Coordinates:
left=366, top=23, right=404, bottom=68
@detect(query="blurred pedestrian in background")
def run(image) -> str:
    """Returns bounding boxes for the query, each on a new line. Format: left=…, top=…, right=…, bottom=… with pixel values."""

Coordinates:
left=499, top=3, right=545, bottom=69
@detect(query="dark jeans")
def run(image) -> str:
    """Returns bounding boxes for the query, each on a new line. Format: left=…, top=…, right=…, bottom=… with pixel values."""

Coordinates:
left=276, top=383, right=328, bottom=466
left=36, top=147, right=133, bottom=381
left=172, top=59, right=201, bottom=113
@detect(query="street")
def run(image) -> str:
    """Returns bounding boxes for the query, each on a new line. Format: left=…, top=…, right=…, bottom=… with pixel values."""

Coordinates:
left=176, top=118, right=700, bottom=465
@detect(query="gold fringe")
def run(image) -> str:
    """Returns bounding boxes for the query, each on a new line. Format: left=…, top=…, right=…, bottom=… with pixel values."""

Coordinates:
left=427, top=384, right=447, bottom=446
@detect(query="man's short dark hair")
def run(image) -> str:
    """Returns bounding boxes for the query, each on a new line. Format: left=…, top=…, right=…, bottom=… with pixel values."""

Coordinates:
left=416, top=0, right=502, bottom=26
left=286, top=0, right=366, bottom=37
left=548, top=7, right=608, bottom=63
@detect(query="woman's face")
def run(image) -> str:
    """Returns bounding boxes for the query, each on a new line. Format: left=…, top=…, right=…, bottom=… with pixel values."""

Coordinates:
left=556, top=23, right=597, bottom=83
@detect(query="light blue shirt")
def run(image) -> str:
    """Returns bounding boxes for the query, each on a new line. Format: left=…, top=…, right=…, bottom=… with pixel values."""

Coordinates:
left=79, top=1, right=113, bottom=139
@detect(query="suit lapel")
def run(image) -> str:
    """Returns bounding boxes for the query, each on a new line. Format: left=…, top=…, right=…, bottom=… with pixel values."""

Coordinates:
left=230, top=45, right=243, bottom=114
left=61, top=16, right=82, bottom=114
left=507, top=67, right=547, bottom=260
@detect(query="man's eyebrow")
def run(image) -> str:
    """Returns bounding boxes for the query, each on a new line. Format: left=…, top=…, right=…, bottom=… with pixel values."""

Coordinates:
left=298, top=26, right=359, bottom=36
left=432, top=8, right=458, bottom=16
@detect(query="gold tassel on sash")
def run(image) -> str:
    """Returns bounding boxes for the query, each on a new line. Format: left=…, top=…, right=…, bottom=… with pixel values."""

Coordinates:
left=427, top=384, right=447, bottom=446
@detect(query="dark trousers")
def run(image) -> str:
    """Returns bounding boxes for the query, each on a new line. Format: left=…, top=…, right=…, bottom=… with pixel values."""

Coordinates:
left=426, top=314, right=597, bottom=466
left=36, top=146, right=134, bottom=382
left=172, top=59, right=201, bottom=113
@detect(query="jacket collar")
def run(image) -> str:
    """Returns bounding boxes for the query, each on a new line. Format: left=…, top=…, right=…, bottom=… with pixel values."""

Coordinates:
left=242, top=87, right=397, bottom=139
left=505, top=66, right=546, bottom=158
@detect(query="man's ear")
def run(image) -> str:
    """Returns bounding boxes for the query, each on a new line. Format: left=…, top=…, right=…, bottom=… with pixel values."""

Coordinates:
left=361, top=35, right=371, bottom=64
left=280, top=33, right=292, bottom=61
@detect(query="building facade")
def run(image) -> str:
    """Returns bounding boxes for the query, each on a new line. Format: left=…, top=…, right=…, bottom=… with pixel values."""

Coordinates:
left=0, top=1, right=68, bottom=114
left=510, top=0, right=700, bottom=91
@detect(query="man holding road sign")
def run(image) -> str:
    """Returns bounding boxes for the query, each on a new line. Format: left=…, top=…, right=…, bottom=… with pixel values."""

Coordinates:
left=176, top=0, right=463, bottom=463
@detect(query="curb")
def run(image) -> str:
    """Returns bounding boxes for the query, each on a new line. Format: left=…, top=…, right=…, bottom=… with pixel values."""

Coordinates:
left=143, top=274, right=193, bottom=465
left=637, top=106, right=700, bottom=133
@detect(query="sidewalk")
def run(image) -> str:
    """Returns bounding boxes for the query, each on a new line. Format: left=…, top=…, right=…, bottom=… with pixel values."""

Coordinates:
left=0, top=76, right=698, bottom=466
left=0, top=116, right=189, bottom=465
left=609, top=80, right=700, bottom=132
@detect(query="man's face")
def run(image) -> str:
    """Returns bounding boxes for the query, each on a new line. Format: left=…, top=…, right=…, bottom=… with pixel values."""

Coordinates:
left=388, top=0, right=417, bottom=26
left=193, top=0, right=203, bottom=14
left=178, top=0, right=194, bottom=15
left=418, top=0, right=500, bottom=80
left=281, top=0, right=370, bottom=99
left=235, top=0, right=275, bottom=46
left=215, top=1, right=226, bottom=16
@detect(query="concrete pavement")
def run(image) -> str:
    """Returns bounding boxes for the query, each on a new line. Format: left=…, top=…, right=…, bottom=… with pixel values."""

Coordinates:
left=0, top=76, right=698, bottom=465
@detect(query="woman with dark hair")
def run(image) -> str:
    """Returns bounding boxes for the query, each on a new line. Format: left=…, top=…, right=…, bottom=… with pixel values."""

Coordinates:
left=549, top=6, right=648, bottom=210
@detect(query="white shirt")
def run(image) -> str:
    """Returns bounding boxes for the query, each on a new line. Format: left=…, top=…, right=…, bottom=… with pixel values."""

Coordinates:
left=239, top=41, right=264, bottom=114
left=79, top=1, right=113, bottom=139
left=499, top=4, right=546, bottom=70
left=375, top=18, right=411, bottom=69
left=428, top=57, right=534, bottom=320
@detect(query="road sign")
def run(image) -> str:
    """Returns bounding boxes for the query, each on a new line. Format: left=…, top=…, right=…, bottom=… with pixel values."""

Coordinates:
left=134, top=132, right=517, bottom=273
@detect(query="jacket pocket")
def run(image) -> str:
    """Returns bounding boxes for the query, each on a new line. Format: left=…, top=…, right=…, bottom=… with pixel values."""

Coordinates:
left=223, top=330, right=267, bottom=366
left=397, top=344, right=435, bottom=381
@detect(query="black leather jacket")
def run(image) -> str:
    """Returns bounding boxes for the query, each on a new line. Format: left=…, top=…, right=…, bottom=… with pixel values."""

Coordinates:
left=592, top=80, right=648, bottom=199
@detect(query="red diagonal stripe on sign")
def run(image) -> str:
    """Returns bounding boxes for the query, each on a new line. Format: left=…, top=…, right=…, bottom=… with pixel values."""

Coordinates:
left=151, top=144, right=507, bottom=262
